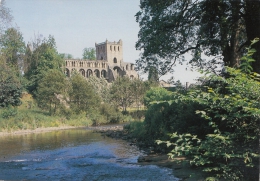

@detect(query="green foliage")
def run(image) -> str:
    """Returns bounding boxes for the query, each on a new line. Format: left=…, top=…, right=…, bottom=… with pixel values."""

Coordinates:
left=36, top=69, right=68, bottom=115
left=144, top=87, right=172, bottom=107
left=110, top=76, right=135, bottom=112
left=155, top=68, right=260, bottom=180
left=131, top=79, right=150, bottom=109
left=1, top=107, right=17, bottom=118
left=24, top=35, right=63, bottom=95
left=0, top=27, right=25, bottom=68
left=59, top=53, right=73, bottom=59
left=82, top=47, right=96, bottom=60
left=87, top=75, right=110, bottom=103
left=148, top=66, right=159, bottom=83
left=240, top=38, right=259, bottom=74
left=69, top=72, right=101, bottom=114
left=135, top=0, right=260, bottom=74
left=0, top=65, right=22, bottom=107
left=110, top=77, right=150, bottom=112
left=124, top=120, right=146, bottom=139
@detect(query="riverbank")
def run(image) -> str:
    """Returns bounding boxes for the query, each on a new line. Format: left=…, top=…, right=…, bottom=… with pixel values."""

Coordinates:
left=94, top=124, right=206, bottom=181
left=0, top=125, right=83, bottom=136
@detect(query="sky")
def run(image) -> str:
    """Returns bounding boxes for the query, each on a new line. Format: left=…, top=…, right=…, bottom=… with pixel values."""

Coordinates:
left=5, top=0, right=202, bottom=84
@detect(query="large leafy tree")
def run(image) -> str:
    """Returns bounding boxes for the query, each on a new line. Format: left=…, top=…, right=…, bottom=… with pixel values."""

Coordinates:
left=87, top=75, right=110, bottom=103
left=0, top=63, right=22, bottom=108
left=0, top=27, right=25, bottom=69
left=36, top=69, right=68, bottom=115
left=69, top=73, right=100, bottom=113
left=110, top=76, right=135, bottom=112
left=82, top=47, right=96, bottom=60
left=24, top=35, right=64, bottom=95
left=136, top=0, right=260, bottom=74
left=131, top=78, right=150, bottom=109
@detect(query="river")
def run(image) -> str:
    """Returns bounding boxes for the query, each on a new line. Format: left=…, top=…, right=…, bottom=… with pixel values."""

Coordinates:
left=0, top=128, right=179, bottom=180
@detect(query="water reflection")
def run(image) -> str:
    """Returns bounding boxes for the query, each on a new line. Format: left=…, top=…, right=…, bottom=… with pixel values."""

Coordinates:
left=0, top=129, right=179, bottom=180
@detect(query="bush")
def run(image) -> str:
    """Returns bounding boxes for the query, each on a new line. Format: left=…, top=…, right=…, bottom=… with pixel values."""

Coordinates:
left=1, top=107, right=17, bottom=119
left=156, top=68, right=260, bottom=180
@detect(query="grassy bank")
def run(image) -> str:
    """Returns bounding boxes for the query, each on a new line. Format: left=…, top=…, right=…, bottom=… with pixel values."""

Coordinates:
left=0, top=93, right=145, bottom=133
left=0, top=94, right=91, bottom=132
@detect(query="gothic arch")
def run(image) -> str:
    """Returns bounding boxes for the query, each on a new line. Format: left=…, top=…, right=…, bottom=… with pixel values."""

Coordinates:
left=79, top=69, right=85, bottom=77
left=113, top=57, right=117, bottom=63
left=101, top=70, right=107, bottom=78
left=94, top=69, right=100, bottom=78
left=86, top=69, right=93, bottom=78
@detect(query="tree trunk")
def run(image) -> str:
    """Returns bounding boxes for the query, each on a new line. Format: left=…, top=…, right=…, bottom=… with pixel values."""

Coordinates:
left=245, top=0, right=260, bottom=73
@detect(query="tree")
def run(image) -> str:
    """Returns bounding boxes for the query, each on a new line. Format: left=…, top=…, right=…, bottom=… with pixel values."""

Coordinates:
left=135, top=0, right=260, bottom=74
left=0, top=64, right=22, bottom=108
left=87, top=75, right=110, bottom=103
left=143, top=87, right=172, bottom=107
left=148, top=66, right=159, bottom=85
left=0, top=0, right=12, bottom=35
left=59, top=53, right=73, bottom=59
left=110, top=76, right=135, bottom=112
left=69, top=73, right=100, bottom=113
left=157, top=68, right=260, bottom=180
left=82, top=47, right=96, bottom=60
left=0, top=28, right=25, bottom=69
left=24, top=35, right=64, bottom=95
left=131, top=78, right=150, bottom=109
left=36, top=69, right=68, bottom=115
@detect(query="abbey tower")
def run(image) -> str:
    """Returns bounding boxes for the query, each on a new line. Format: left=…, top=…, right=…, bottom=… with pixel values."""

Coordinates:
left=65, top=39, right=138, bottom=82
left=95, top=39, right=123, bottom=66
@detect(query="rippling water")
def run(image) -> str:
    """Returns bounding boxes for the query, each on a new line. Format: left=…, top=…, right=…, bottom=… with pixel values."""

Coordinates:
left=0, top=128, right=179, bottom=180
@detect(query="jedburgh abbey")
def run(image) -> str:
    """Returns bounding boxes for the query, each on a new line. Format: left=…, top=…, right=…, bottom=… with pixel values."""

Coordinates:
left=64, top=39, right=138, bottom=82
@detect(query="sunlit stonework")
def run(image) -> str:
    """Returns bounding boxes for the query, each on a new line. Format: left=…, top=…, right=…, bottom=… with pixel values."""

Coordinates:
left=65, top=39, right=138, bottom=82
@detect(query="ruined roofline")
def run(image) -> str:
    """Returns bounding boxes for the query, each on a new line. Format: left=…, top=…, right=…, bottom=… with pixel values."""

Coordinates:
left=95, top=39, right=122, bottom=46
left=65, top=59, right=108, bottom=62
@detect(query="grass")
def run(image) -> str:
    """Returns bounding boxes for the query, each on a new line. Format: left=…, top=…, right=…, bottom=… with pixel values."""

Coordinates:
left=0, top=93, right=92, bottom=132
left=0, top=93, right=142, bottom=132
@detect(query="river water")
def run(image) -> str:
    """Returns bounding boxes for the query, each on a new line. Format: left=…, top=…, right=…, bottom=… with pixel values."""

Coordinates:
left=0, top=128, right=179, bottom=181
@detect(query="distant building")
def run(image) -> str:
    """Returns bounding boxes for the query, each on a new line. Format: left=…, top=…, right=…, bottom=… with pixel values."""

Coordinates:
left=65, top=39, right=138, bottom=82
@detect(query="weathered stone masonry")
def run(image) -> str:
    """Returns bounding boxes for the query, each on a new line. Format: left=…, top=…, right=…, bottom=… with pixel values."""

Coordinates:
left=65, top=39, right=138, bottom=82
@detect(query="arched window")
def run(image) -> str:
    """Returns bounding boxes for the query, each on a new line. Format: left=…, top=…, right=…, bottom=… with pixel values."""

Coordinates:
left=101, top=56, right=103, bottom=60
left=94, top=69, right=100, bottom=78
left=114, top=46, right=116, bottom=51
left=118, top=46, right=119, bottom=51
left=79, top=69, right=85, bottom=77
left=110, top=46, right=112, bottom=51
left=113, top=57, right=117, bottom=63
left=101, top=70, right=106, bottom=78
left=86, top=69, right=93, bottom=78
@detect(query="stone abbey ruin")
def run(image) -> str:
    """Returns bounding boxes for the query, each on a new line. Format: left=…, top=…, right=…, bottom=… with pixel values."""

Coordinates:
left=65, top=39, right=138, bottom=82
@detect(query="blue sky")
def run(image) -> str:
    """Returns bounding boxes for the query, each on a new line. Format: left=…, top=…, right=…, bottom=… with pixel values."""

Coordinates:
left=5, top=0, right=201, bottom=83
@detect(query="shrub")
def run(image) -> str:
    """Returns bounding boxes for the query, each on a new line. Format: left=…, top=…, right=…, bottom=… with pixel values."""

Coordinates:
left=157, top=68, right=260, bottom=180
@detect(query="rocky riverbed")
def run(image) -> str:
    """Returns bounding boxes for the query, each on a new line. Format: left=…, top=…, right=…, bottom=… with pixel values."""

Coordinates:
left=92, top=124, right=206, bottom=181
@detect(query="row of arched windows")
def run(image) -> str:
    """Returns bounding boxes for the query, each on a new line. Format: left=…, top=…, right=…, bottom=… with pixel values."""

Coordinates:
left=66, top=61, right=107, bottom=68
left=65, top=68, right=107, bottom=78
